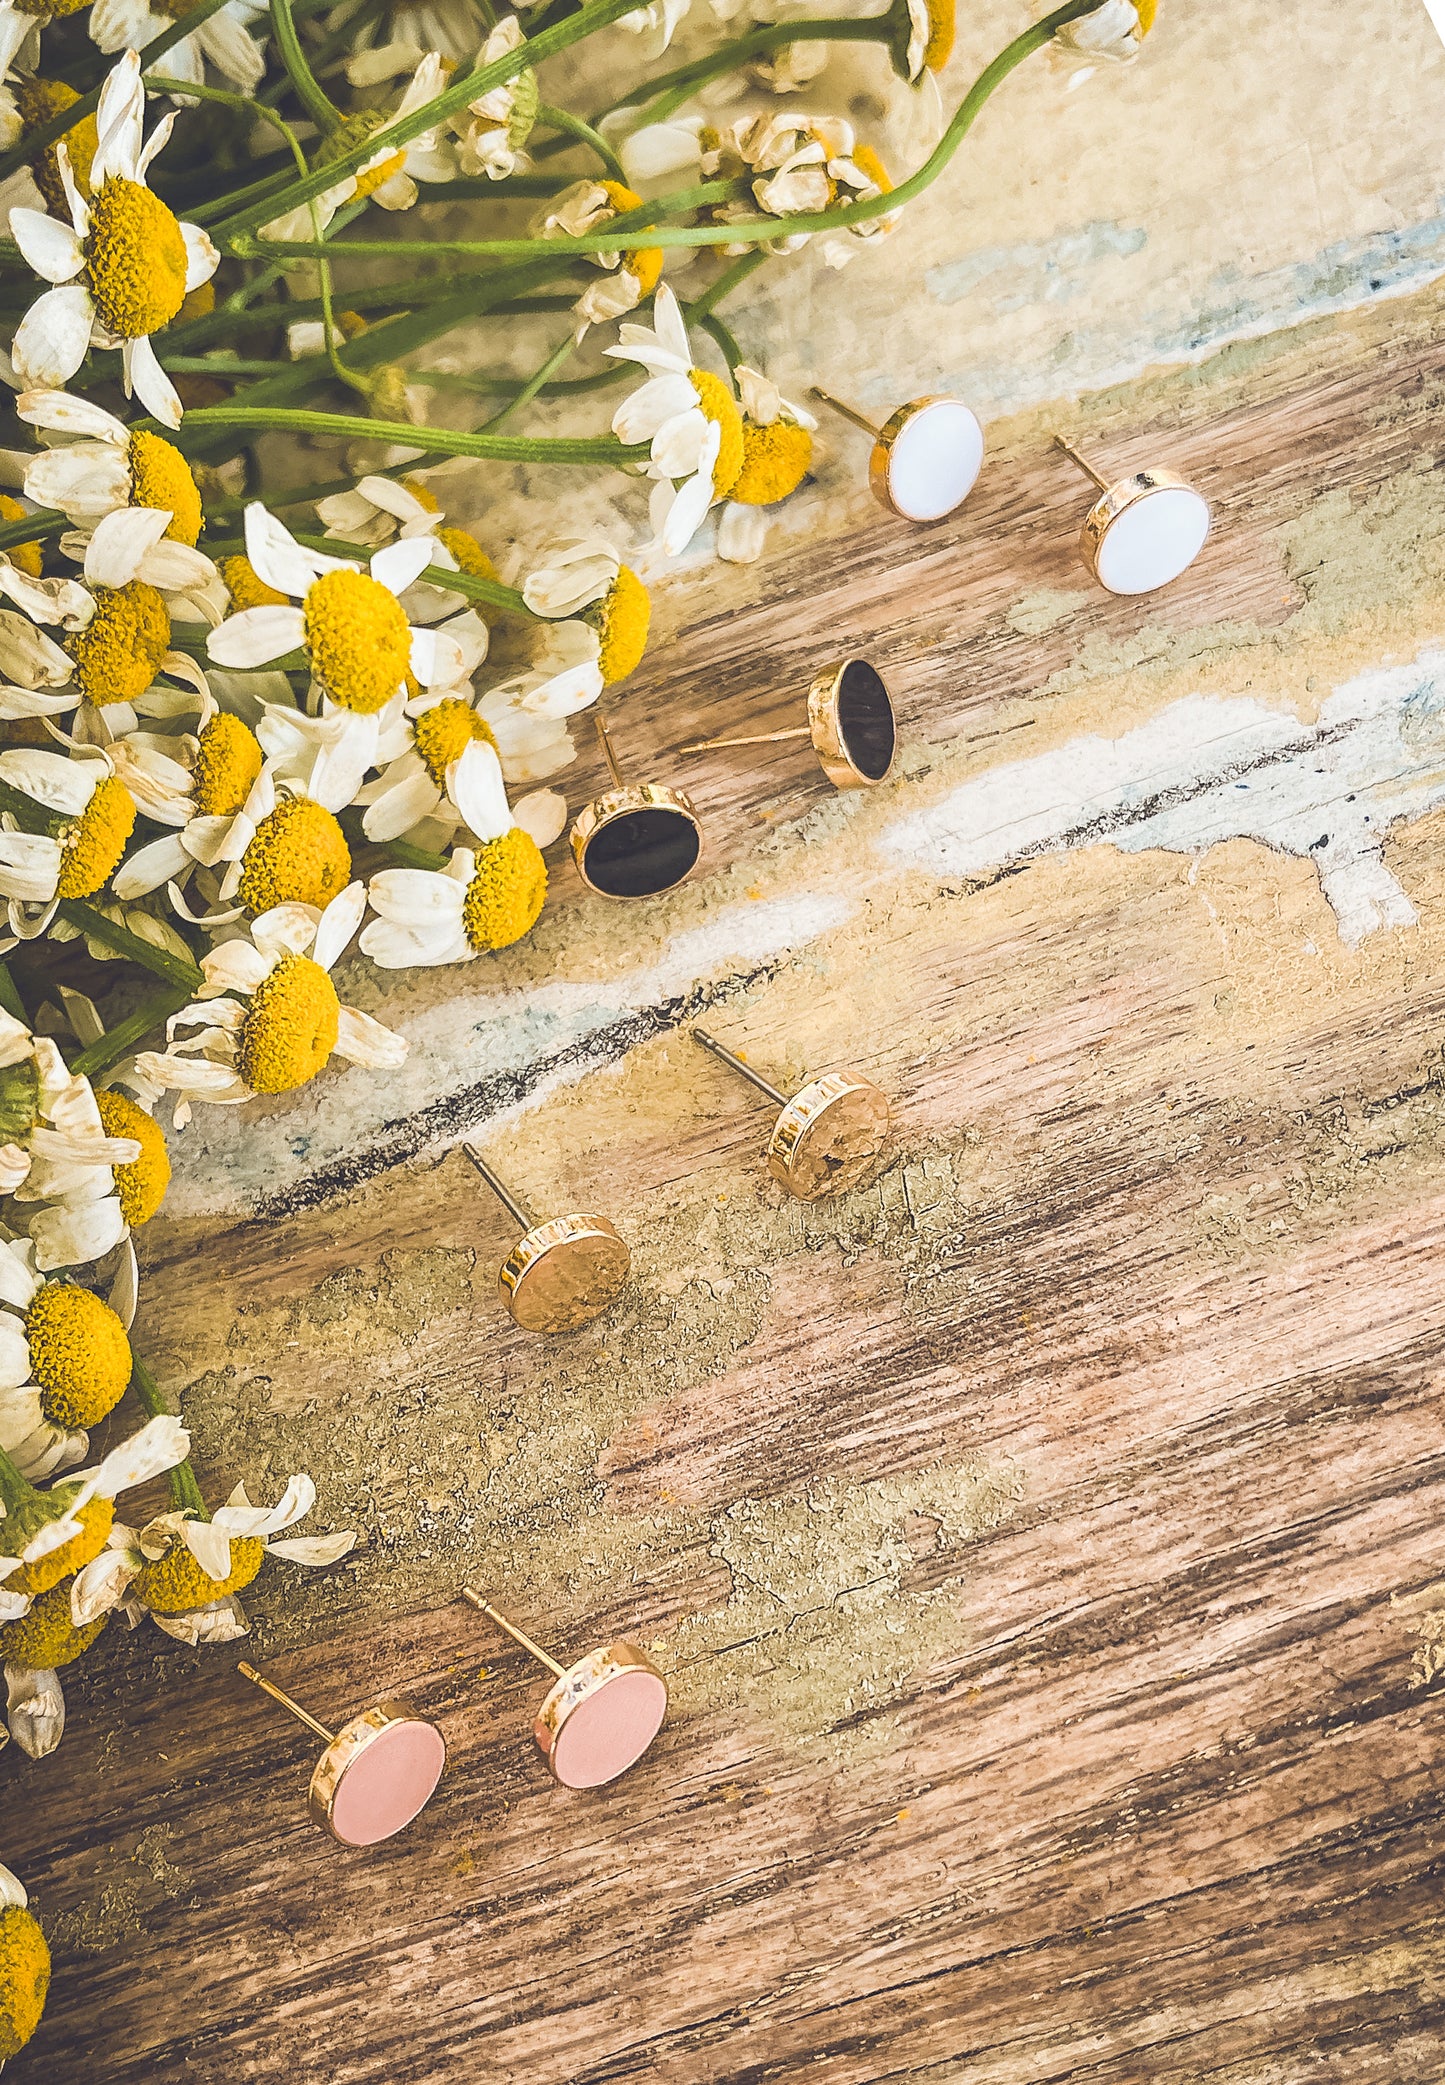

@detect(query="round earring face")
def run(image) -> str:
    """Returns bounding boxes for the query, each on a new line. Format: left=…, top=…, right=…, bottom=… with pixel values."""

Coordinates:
left=535, top=1643, right=669, bottom=1789
left=768, top=1071, right=891, bottom=1199
left=501, top=1214, right=631, bottom=1334
left=833, top=658, right=896, bottom=782
left=1086, top=473, right=1211, bottom=594
left=309, top=1704, right=446, bottom=1845
left=874, top=398, right=984, bottom=523
left=571, top=786, right=702, bottom=900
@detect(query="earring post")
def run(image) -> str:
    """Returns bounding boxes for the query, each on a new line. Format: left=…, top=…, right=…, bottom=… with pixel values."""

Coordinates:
left=691, top=1026, right=789, bottom=1108
left=460, top=1588, right=566, bottom=1678
left=678, top=727, right=811, bottom=755
left=238, top=1662, right=335, bottom=1744
left=461, top=1143, right=534, bottom=1231
left=594, top=712, right=625, bottom=790
left=811, top=387, right=882, bottom=439
left=1052, top=434, right=1111, bottom=493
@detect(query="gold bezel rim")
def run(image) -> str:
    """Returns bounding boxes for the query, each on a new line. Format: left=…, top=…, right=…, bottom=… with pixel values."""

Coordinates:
left=867, top=395, right=984, bottom=522
left=307, top=1700, right=443, bottom=1844
left=499, top=1211, right=632, bottom=1333
left=1078, top=466, right=1210, bottom=583
left=569, top=782, right=704, bottom=900
left=806, top=659, right=897, bottom=790
left=533, top=1641, right=669, bottom=1785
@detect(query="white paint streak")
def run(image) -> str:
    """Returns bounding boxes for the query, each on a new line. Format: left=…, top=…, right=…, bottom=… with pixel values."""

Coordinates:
left=163, top=892, right=856, bottom=1219
left=881, top=649, right=1445, bottom=947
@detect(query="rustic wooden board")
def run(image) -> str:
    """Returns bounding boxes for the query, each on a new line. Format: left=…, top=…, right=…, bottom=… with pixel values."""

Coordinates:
left=7, top=285, right=1445, bottom=2083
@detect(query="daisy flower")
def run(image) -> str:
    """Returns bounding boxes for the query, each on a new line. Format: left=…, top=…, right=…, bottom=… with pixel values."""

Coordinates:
left=75, top=1469, right=356, bottom=1646
left=133, top=882, right=408, bottom=1119
left=206, top=503, right=469, bottom=802
left=0, top=745, right=136, bottom=936
left=900, top=0, right=954, bottom=80
left=540, top=179, right=663, bottom=334
left=260, top=52, right=457, bottom=241
left=0, top=1410, right=188, bottom=1622
left=359, top=698, right=504, bottom=845
left=361, top=742, right=547, bottom=965
left=316, top=471, right=444, bottom=549
left=1054, top=0, right=1155, bottom=68
left=89, top=0, right=268, bottom=97
left=522, top=536, right=652, bottom=685
left=450, top=16, right=537, bottom=180
left=16, top=387, right=204, bottom=546
left=607, top=285, right=744, bottom=556
left=716, top=366, right=816, bottom=564
left=7, top=50, right=220, bottom=427
left=0, top=1861, right=49, bottom=2026
left=0, top=1244, right=135, bottom=1480
left=9, top=1040, right=166, bottom=1272
left=476, top=620, right=609, bottom=784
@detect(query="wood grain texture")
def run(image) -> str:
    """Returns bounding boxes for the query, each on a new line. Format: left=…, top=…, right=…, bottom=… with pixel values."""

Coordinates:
left=7, top=288, right=1445, bottom=2084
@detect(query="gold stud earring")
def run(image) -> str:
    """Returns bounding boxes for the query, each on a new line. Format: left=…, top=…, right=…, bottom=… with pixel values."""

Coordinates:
left=812, top=387, right=984, bottom=523
left=569, top=712, right=703, bottom=900
left=237, top=1662, right=446, bottom=1846
left=1053, top=435, right=1211, bottom=595
left=691, top=1026, right=890, bottom=1199
left=678, top=656, right=896, bottom=791
left=461, top=1589, right=668, bottom=1789
left=461, top=1143, right=630, bottom=1335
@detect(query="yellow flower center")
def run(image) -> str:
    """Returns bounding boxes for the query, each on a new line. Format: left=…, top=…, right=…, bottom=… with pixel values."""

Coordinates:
left=1135, top=0, right=1157, bottom=28
left=67, top=579, right=171, bottom=707
left=302, top=568, right=411, bottom=715
left=9, top=1495, right=114, bottom=1600
left=462, top=826, right=547, bottom=952
left=921, top=0, right=954, bottom=70
left=57, top=775, right=136, bottom=899
left=412, top=699, right=496, bottom=790
left=689, top=369, right=745, bottom=498
left=599, top=179, right=664, bottom=296
left=592, top=566, right=651, bottom=685
left=25, top=1280, right=133, bottom=1431
left=435, top=525, right=494, bottom=582
left=400, top=476, right=441, bottom=514
left=238, top=796, right=352, bottom=913
left=85, top=176, right=189, bottom=339
left=729, top=420, right=813, bottom=507
left=0, top=1904, right=50, bottom=2062
left=136, top=1533, right=266, bottom=1613
left=94, top=1088, right=170, bottom=1226
left=15, top=0, right=86, bottom=17
left=850, top=143, right=892, bottom=194
left=236, top=953, right=341, bottom=1095
left=0, top=1577, right=107, bottom=1672
left=0, top=495, right=42, bottom=581
left=127, top=430, right=202, bottom=547
left=218, top=553, right=287, bottom=612
left=193, top=712, right=262, bottom=818
left=17, top=76, right=98, bottom=219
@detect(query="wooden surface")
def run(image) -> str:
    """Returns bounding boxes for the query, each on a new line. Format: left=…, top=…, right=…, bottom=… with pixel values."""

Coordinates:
left=8, top=286, right=1445, bottom=2082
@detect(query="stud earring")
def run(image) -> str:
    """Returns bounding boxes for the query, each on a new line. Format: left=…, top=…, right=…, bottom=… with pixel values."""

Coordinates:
left=1052, top=434, right=1211, bottom=595
left=691, top=1026, right=890, bottom=1199
left=678, top=656, right=896, bottom=791
left=811, top=387, right=984, bottom=523
left=460, top=1588, right=668, bottom=1789
left=569, top=712, right=703, bottom=900
left=461, top=1143, right=630, bottom=1335
left=237, top=1661, right=446, bottom=1846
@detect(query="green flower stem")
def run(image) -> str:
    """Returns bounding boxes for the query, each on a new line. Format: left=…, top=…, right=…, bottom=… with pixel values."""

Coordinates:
left=534, top=102, right=628, bottom=185
left=385, top=837, right=449, bottom=870
left=274, top=0, right=392, bottom=100
left=699, top=311, right=743, bottom=374
left=0, top=510, right=66, bottom=558
left=0, top=1438, right=36, bottom=1519
left=270, top=0, right=345, bottom=135
left=54, top=904, right=204, bottom=995
left=596, top=13, right=895, bottom=130
left=261, top=0, right=1102, bottom=262
left=0, top=0, right=239, bottom=187
left=70, top=984, right=198, bottom=1083
left=483, top=331, right=579, bottom=433
left=209, top=0, right=644, bottom=241
left=167, top=407, right=649, bottom=470
left=129, top=1356, right=209, bottom=1521
left=0, top=962, right=26, bottom=1027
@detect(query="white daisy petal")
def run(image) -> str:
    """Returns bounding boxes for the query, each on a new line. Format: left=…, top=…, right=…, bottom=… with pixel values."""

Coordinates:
left=371, top=533, right=437, bottom=595
left=13, top=285, right=94, bottom=390
left=8, top=209, right=85, bottom=285
left=333, top=1005, right=408, bottom=1068
left=181, top=220, right=220, bottom=293
left=511, top=787, right=568, bottom=849
left=124, top=334, right=183, bottom=429
left=449, top=738, right=511, bottom=844
left=311, top=881, right=367, bottom=972
left=206, top=605, right=306, bottom=668
left=84, top=505, right=173, bottom=590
